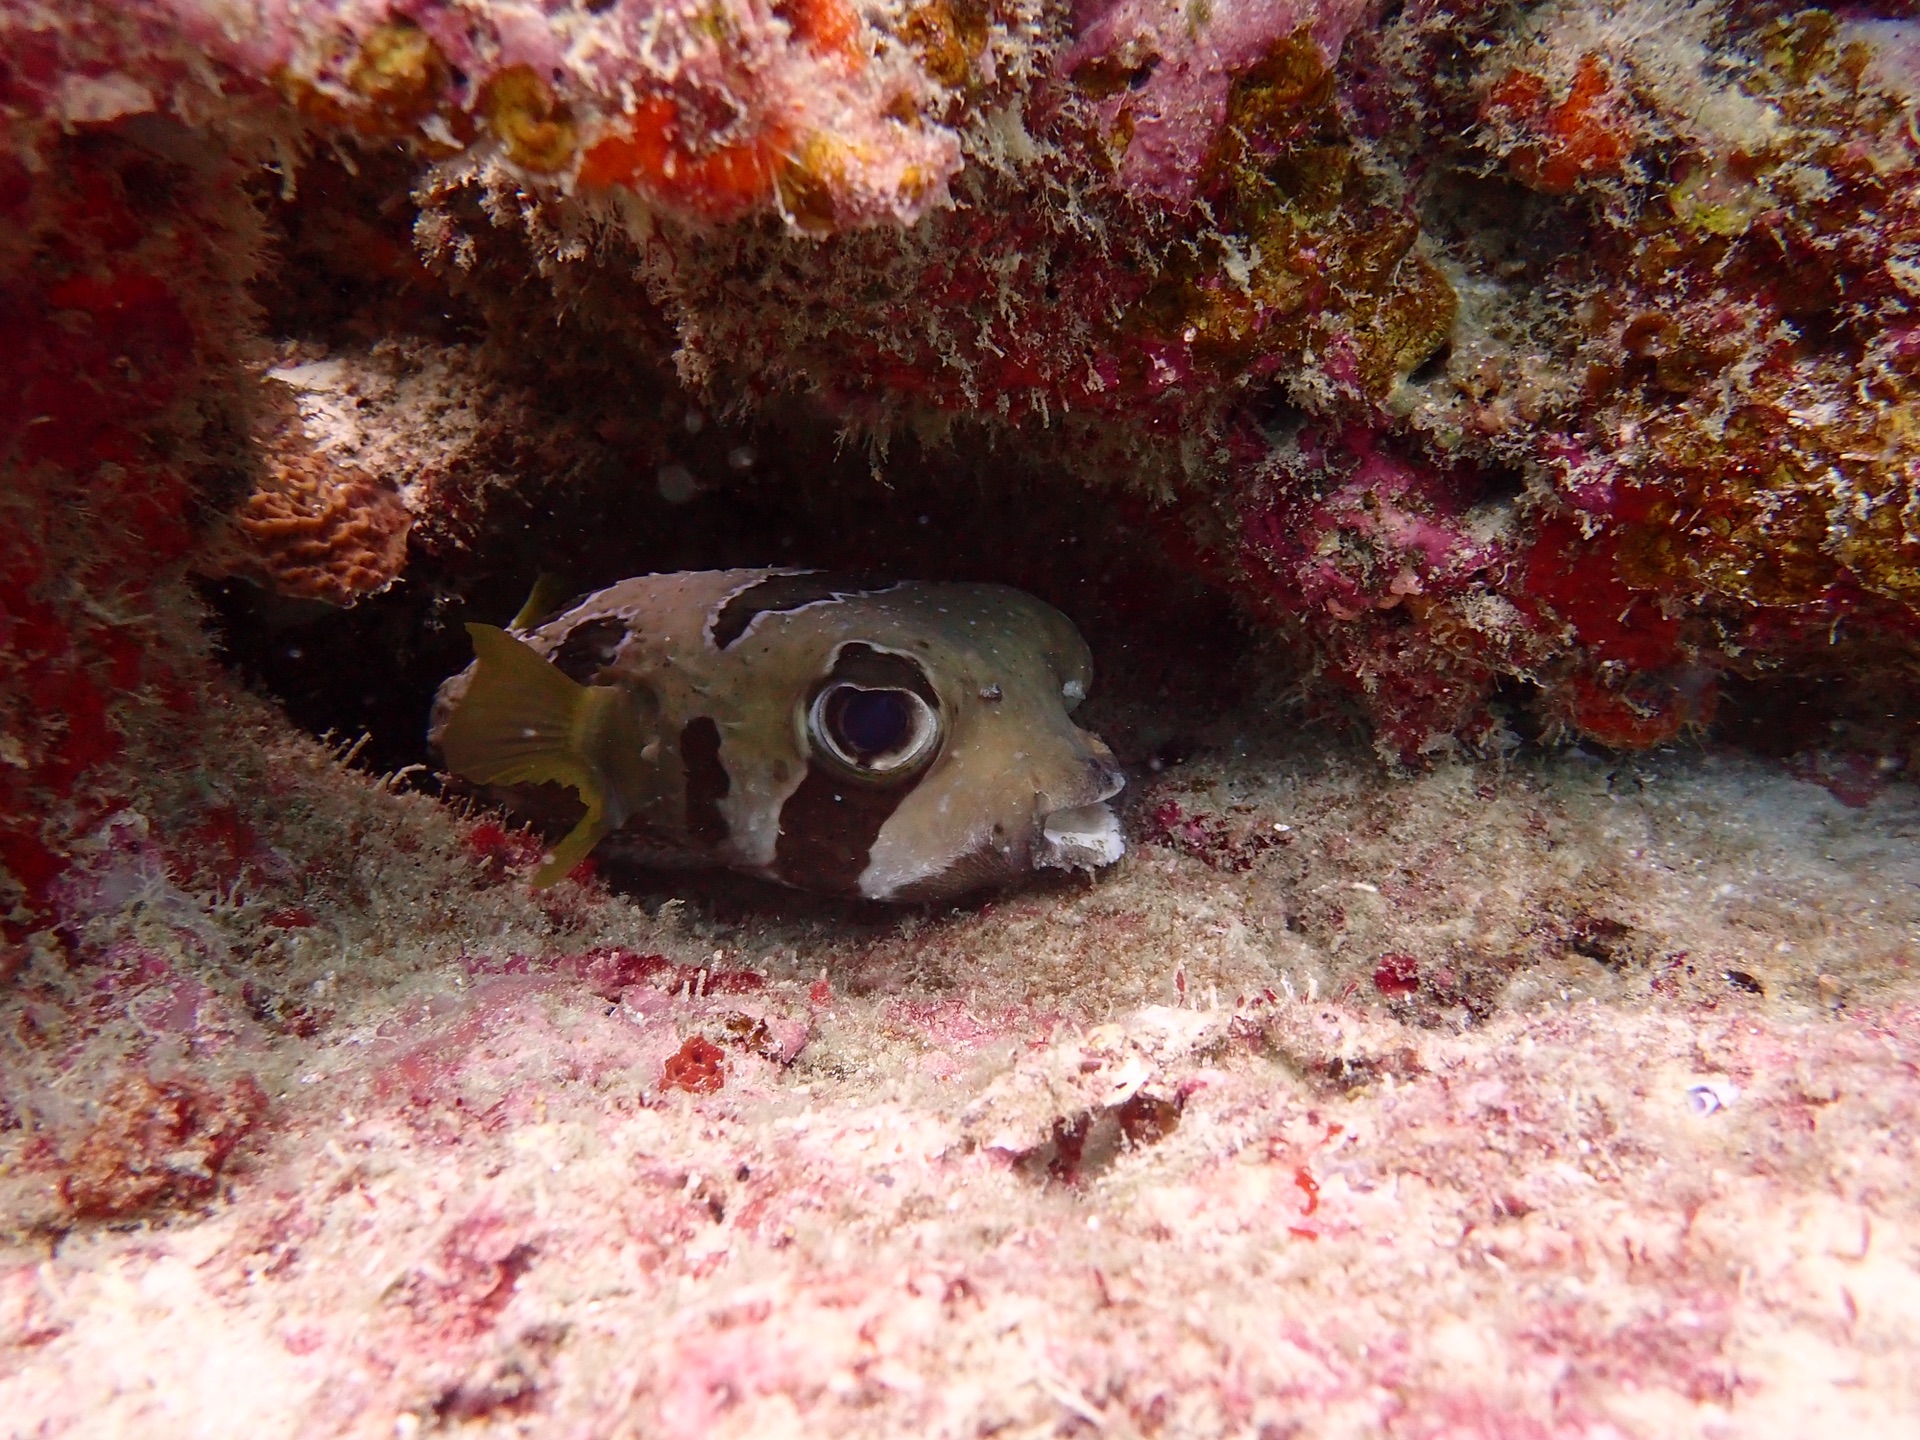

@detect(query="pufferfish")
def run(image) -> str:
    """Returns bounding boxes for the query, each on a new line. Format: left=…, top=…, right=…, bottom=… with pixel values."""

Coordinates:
left=428, top=569, right=1128, bottom=900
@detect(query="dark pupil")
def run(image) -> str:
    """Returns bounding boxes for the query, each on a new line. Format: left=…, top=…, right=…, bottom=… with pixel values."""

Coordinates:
left=829, top=688, right=913, bottom=759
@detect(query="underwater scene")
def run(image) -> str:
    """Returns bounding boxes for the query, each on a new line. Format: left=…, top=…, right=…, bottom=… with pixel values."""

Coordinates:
left=3, top=0, right=1918, bottom=1433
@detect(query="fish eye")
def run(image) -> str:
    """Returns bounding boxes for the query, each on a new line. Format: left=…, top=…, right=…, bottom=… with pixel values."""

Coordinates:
left=808, top=683, right=941, bottom=777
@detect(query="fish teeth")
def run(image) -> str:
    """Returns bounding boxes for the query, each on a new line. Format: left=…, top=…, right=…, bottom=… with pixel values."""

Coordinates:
left=1037, top=803, right=1126, bottom=872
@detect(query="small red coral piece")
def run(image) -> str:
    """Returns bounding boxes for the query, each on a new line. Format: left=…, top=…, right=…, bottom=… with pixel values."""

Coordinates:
left=1488, top=54, right=1633, bottom=194
left=1372, top=953, right=1421, bottom=997
left=578, top=96, right=785, bottom=223
left=1293, top=1166, right=1320, bottom=1216
left=60, top=1072, right=268, bottom=1219
left=661, top=1035, right=726, bottom=1095
left=775, top=0, right=863, bottom=61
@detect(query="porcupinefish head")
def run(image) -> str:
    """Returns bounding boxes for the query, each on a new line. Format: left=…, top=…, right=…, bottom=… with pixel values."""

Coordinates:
left=428, top=569, right=1127, bottom=901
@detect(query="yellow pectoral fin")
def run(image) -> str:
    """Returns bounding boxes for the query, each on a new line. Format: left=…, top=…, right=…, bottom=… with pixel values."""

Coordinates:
left=443, top=623, right=624, bottom=887
left=531, top=797, right=612, bottom=888
left=442, top=624, right=594, bottom=786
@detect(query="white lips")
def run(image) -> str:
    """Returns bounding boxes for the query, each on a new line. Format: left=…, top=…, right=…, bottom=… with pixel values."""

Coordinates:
left=1036, top=802, right=1126, bottom=872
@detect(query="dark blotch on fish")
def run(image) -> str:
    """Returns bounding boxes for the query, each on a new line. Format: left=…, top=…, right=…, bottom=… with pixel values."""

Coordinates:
left=680, top=716, right=731, bottom=846
left=709, top=572, right=899, bottom=649
left=550, top=617, right=628, bottom=684
left=775, top=762, right=917, bottom=893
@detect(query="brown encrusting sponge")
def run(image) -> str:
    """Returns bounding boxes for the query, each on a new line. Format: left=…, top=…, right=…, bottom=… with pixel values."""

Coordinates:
left=200, top=383, right=412, bottom=606
left=215, top=462, right=410, bottom=606
left=3, top=1, right=1920, bottom=1433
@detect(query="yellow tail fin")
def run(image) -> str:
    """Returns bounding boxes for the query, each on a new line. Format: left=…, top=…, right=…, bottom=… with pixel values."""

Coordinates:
left=441, top=623, right=617, bottom=887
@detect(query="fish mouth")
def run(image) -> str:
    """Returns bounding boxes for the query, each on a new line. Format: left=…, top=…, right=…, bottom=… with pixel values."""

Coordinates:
left=1033, top=745, right=1127, bottom=874
left=1035, top=751, right=1127, bottom=873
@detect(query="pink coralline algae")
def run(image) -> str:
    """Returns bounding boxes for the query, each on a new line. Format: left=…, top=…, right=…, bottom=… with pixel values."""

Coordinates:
left=1064, top=0, right=1369, bottom=203
left=1240, top=426, right=1508, bottom=625
left=5, top=0, right=961, bottom=234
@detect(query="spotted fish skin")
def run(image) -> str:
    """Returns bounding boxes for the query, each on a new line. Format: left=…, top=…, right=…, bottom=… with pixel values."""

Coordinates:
left=429, top=569, right=1127, bottom=901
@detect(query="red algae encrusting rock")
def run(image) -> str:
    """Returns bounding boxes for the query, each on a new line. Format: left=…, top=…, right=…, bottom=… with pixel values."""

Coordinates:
left=8, top=0, right=1920, bottom=762
left=5, top=0, right=960, bottom=234
left=57, top=1071, right=269, bottom=1219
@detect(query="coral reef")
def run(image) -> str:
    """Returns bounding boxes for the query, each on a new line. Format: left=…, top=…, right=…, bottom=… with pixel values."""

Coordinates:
left=1064, top=0, right=1371, bottom=203
left=576, top=1, right=1919, bottom=759
left=1161, top=2, right=1920, bottom=757
left=5, top=0, right=1920, bottom=1432
left=6, top=0, right=959, bottom=234
left=13, top=0, right=1920, bottom=758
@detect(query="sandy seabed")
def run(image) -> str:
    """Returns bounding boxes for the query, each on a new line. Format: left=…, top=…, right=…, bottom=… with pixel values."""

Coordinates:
left=3, top=695, right=1916, bottom=1439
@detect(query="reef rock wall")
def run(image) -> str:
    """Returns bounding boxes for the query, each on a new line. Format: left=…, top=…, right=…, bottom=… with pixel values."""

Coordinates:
left=8, top=0, right=1920, bottom=970
left=7, top=1, right=1920, bottom=794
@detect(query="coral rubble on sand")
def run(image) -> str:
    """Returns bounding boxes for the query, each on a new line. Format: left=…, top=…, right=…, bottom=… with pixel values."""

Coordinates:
left=3, top=0, right=1920, bottom=1434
